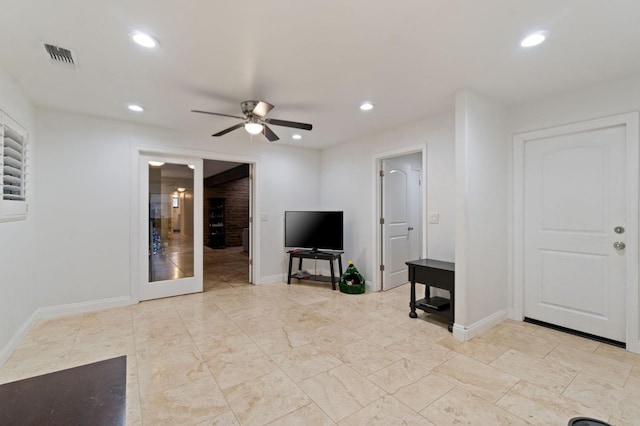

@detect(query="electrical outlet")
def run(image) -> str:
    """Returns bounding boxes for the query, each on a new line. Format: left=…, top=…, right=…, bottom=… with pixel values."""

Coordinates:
left=428, top=212, right=439, bottom=224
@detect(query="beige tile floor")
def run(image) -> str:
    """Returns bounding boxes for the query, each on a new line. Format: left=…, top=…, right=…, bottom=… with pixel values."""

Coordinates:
left=2, top=251, right=640, bottom=425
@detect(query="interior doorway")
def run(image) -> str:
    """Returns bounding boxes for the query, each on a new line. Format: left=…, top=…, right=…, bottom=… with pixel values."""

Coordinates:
left=202, top=160, right=252, bottom=291
left=378, top=151, right=424, bottom=291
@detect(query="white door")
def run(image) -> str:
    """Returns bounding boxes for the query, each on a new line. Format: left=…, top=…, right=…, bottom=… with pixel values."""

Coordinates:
left=382, top=159, right=420, bottom=290
left=139, top=155, right=203, bottom=300
left=523, top=125, right=626, bottom=342
left=408, top=168, right=421, bottom=260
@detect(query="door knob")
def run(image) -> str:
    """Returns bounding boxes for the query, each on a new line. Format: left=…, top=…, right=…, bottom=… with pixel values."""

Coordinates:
left=613, top=241, right=626, bottom=250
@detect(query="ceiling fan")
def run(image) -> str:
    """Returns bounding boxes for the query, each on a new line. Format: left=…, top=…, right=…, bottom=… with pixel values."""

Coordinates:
left=191, top=100, right=312, bottom=142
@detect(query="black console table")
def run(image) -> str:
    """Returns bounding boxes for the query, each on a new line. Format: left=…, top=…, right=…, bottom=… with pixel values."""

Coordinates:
left=287, top=250, right=344, bottom=290
left=406, top=259, right=455, bottom=332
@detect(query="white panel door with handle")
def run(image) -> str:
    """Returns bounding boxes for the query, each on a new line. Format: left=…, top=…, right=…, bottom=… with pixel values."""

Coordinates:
left=523, top=125, right=627, bottom=342
left=382, top=159, right=420, bottom=290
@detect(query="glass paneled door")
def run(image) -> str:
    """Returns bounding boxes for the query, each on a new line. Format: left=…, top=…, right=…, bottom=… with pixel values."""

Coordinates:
left=139, top=156, right=203, bottom=300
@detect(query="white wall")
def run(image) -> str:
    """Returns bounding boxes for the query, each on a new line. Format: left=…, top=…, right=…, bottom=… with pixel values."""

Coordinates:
left=320, top=111, right=455, bottom=288
left=33, top=108, right=322, bottom=310
left=0, top=69, right=37, bottom=363
left=510, top=73, right=640, bottom=134
left=455, top=89, right=509, bottom=337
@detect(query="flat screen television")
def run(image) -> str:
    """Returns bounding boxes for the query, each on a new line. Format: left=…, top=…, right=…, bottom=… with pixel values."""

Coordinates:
left=285, top=211, right=343, bottom=252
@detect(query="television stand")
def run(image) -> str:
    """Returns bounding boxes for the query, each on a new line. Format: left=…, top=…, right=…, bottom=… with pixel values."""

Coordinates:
left=287, top=249, right=344, bottom=290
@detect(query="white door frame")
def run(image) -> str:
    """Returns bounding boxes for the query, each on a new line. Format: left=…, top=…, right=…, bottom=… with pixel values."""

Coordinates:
left=513, top=113, right=639, bottom=353
left=130, top=144, right=260, bottom=303
left=373, top=145, right=427, bottom=292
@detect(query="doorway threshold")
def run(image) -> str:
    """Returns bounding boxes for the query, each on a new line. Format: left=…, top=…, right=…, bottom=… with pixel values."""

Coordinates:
left=523, top=317, right=625, bottom=349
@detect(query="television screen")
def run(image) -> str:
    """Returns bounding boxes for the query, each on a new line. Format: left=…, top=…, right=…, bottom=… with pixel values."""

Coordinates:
left=285, top=211, right=343, bottom=251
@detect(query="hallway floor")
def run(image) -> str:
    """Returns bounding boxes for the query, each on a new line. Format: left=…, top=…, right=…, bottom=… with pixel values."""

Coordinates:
left=203, top=246, right=250, bottom=291
left=1, top=280, right=639, bottom=425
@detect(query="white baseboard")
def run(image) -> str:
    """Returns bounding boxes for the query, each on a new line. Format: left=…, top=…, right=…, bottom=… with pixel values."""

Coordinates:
left=0, top=310, right=38, bottom=367
left=365, top=280, right=375, bottom=292
left=35, top=296, right=133, bottom=319
left=451, top=309, right=509, bottom=341
left=257, top=274, right=287, bottom=285
left=451, top=323, right=467, bottom=341
left=627, top=340, right=640, bottom=355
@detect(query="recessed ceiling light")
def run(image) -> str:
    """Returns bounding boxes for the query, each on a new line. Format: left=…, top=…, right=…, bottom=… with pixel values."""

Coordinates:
left=360, top=102, right=374, bottom=111
left=292, top=134, right=302, bottom=140
left=128, top=104, right=144, bottom=112
left=187, top=164, right=195, bottom=169
left=148, top=161, right=165, bottom=167
left=131, top=31, right=158, bottom=48
left=521, top=31, right=548, bottom=47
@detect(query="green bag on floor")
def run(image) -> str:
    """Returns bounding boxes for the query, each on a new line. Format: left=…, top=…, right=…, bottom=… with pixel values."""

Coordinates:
left=339, top=261, right=365, bottom=294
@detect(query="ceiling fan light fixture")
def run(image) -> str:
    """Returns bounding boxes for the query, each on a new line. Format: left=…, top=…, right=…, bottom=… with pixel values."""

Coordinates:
left=244, top=121, right=264, bottom=135
left=191, top=100, right=312, bottom=142
left=292, top=134, right=302, bottom=140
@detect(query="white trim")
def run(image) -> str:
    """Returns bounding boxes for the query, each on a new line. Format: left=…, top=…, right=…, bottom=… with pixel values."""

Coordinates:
left=35, top=296, right=133, bottom=319
left=260, top=274, right=287, bottom=285
left=626, top=113, right=640, bottom=353
left=0, top=204, right=27, bottom=222
left=513, top=112, right=640, bottom=353
left=365, top=280, right=375, bottom=293
left=0, top=311, right=38, bottom=366
left=373, top=144, right=427, bottom=292
left=451, top=309, right=509, bottom=341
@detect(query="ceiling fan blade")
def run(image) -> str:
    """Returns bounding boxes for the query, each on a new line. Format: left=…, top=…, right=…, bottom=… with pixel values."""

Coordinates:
left=263, top=125, right=279, bottom=142
left=191, top=109, right=245, bottom=120
left=212, top=123, right=244, bottom=137
left=264, top=118, right=312, bottom=131
left=252, top=101, right=274, bottom=118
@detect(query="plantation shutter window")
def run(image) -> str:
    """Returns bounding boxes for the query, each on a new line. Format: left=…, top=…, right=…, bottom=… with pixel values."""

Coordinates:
left=3, top=126, right=26, bottom=200
left=0, top=109, right=28, bottom=222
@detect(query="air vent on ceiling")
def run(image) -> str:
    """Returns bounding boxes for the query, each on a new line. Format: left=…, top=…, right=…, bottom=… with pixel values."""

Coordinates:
left=43, top=43, right=78, bottom=70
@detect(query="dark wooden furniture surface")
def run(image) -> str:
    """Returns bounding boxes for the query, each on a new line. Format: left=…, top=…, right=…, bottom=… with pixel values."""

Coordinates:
left=0, top=355, right=126, bottom=426
left=287, top=250, right=344, bottom=290
left=406, top=258, right=455, bottom=332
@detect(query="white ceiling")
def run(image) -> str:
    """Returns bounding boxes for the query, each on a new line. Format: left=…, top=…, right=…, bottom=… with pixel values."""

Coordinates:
left=1, top=1, right=640, bottom=149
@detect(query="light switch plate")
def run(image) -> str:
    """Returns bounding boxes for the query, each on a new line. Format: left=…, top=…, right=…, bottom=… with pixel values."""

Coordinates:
left=428, top=212, right=439, bottom=224
left=260, top=212, right=269, bottom=221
